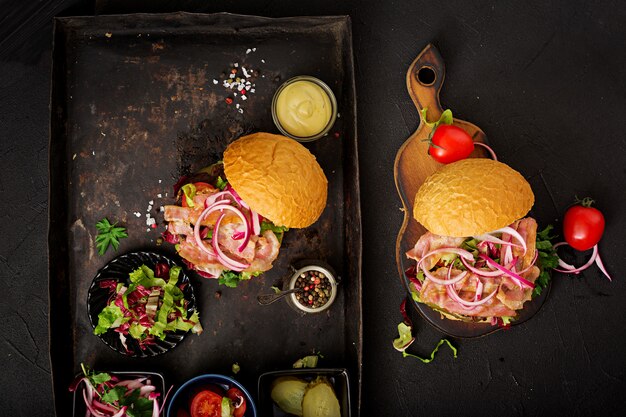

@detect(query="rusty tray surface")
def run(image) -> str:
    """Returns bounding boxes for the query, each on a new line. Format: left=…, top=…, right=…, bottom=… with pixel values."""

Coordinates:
left=48, top=12, right=361, bottom=416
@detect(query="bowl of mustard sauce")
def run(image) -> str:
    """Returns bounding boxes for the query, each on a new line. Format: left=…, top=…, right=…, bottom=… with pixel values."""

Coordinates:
left=271, top=75, right=337, bottom=142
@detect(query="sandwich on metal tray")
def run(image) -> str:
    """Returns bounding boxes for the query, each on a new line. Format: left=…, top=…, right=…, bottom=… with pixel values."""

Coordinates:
left=406, top=158, right=556, bottom=325
left=163, top=132, right=328, bottom=287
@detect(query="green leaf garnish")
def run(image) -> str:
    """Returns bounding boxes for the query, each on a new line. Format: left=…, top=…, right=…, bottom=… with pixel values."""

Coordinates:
left=402, top=339, right=457, bottom=363
left=260, top=220, right=289, bottom=242
left=95, top=218, right=128, bottom=256
left=218, top=270, right=262, bottom=288
left=392, top=322, right=415, bottom=351
left=533, top=225, right=560, bottom=297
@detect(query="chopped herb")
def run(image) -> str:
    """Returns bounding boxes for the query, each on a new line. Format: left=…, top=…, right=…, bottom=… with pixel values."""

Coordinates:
left=95, top=218, right=128, bottom=256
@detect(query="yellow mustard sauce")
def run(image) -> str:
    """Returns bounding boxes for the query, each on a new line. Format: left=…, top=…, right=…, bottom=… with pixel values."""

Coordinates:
left=275, top=80, right=333, bottom=137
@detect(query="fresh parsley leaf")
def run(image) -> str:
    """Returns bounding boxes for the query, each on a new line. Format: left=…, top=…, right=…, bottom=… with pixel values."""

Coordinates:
left=533, top=225, right=560, bottom=297
left=95, top=218, right=128, bottom=256
left=216, top=176, right=228, bottom=191
left=101, top=385, right=127, bottom=404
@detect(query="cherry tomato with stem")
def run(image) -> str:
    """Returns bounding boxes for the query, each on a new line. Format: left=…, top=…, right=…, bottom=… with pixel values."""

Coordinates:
left=427, top=124, right=475, bottom=164
left=563, top=197, right=605, bottom=251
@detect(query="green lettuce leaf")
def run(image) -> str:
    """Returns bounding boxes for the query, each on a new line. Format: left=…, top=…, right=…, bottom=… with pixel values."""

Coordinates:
left=94, top=305, right=125, bottom=335
left=181, top=183, right=197, bottom=207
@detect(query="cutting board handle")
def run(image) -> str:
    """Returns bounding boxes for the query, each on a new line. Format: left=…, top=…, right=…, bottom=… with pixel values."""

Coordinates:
left=406, top=43, right=446, bottom=127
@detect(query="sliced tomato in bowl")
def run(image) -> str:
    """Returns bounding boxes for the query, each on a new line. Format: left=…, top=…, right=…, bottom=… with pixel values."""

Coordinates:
left=190, top=389, right=223, bottom=417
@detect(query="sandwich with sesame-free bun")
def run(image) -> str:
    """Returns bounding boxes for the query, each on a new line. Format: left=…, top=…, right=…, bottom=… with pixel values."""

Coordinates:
left=163, top=132, right=328, bottom=287
left=406, top=158, right=556, bottom=325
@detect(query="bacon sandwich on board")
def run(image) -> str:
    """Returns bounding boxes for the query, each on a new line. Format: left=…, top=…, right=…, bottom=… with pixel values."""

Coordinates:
left=163, top=132, right=328, bottom=287
left=406, top=158, right=545, bottom=324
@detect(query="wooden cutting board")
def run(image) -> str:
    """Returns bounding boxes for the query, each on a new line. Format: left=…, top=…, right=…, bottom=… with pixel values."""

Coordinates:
left=394, top=44, right=548, bottom=338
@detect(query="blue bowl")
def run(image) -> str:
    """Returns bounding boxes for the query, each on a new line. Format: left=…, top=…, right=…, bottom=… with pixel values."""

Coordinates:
left=167, top=374, right=257, bottom=417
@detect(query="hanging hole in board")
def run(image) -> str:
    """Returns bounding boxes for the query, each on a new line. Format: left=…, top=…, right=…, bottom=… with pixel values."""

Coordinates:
left=417, top=66, right=436, bottom=86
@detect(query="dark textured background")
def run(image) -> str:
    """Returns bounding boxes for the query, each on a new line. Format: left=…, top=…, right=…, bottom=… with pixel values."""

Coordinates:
left=1, top=0, right=625, bottom=416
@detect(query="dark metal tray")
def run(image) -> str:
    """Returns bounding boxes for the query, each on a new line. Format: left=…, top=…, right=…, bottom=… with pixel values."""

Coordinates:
left=49, top=12, right=361, bottom=416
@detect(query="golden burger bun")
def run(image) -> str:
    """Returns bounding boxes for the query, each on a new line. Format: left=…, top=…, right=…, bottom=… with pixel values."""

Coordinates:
left=413, top=158, right=534, bottom=237
left=223, top=132, right=328, bottom=228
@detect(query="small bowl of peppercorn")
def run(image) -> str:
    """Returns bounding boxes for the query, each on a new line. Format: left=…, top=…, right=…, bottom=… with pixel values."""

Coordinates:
left=288, top=264, right=338, bottom=313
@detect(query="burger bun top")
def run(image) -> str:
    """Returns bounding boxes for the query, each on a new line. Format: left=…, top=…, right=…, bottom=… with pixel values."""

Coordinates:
left=223, top=132, right=328, bottom=228
left=413, top=158, right=534, bottom=237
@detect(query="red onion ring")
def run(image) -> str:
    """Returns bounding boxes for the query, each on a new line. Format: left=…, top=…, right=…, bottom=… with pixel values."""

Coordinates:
left=446, top=278, right=498, bottom=307
left=594, top=251, right=613, bottom=281
left=475, top=142, right=498, bottom=160
left=212, top=213, right=250, bottom=271
left=204, top=191, right=233, bottom=208
left=460, top=256, right=503, bottom=277
left=553, top=243, right=611, bottom=281
left=417, top=247, right=474, bottom=285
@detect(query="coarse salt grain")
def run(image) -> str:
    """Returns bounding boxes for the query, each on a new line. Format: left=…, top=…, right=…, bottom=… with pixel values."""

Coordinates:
left=213, top=79, right=218, bottom=84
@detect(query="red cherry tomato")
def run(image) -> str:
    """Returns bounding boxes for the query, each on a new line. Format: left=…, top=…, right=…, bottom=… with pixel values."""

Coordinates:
left=190, top=390, right=222, bottom=417
left=226, top=387, right=247, bottom=417
left=563, top=201, right=605, bottom=251
left=428, top=124, right=475, bottom=164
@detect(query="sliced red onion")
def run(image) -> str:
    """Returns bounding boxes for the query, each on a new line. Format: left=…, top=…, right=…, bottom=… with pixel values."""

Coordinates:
left=110, top=406, right=128, bottom=417
left=204, top=191, right=233, bottom=208
left=115, top=377, right=147, bottom=391
left=152, top=393, right=160, bottom=417
left=475, top=279, right=484, bottom=301
left=139, top=384, right=156, bottom=397
left=476, top=226, right=527, bottom=256
left=195, top=202, right=251, bottom=255
left=504, top=244, right=513, bottom=266
left=252, top=211, right=261, bottom=235
left=446, top=279, right=498, bottom=307
left=213, top=213, right=250, bottom=271
left=422, top=265, right=468, bottom=285
left=475, top=142, right=498, bottom=160
left=92, top=399, right=119, bottom=414
left=417, top=247, right=474, bottom=284
left=553, top=242, right=610, bottom=280
left=226, top=186, right=250, bottom=208
left=232, top=231, right=245, bottom=240
left=594, top=250, right=613, bottom=281
left=479, top=254, right=535, bottom=289
left=82, top=389, right=108, bottom=417
left=460, top=256, right=503, bottom=277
